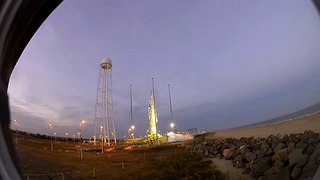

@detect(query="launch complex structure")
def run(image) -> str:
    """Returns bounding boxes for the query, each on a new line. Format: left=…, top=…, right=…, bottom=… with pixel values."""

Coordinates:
left=93, top=58, right=175, bottom=145
left=146, top=78, right=169, bottom=144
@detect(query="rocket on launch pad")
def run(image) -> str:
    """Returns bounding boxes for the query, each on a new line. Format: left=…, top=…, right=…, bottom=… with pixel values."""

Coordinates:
left=148, top=93, right=158, bottom=141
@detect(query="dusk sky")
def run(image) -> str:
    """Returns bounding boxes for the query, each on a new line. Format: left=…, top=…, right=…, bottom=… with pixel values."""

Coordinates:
left=8, top=0, right=320, bottom=138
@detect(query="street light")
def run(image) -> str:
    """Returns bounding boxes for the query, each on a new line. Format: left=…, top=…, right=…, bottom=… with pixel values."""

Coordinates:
left=80, top=120, right=85, bottom=142
left=13, top=120, right=18, bottom=145
left=49, top=123, right=53, bottom=151
left=100, top=126, right=104, bottom=143
left=170, top=122, right=175, bottom=132
left=100, top=126, right=104, bottom=154
left=53, top=132, right=57, bottom=143
left=65, top=132, right=69, bottom=144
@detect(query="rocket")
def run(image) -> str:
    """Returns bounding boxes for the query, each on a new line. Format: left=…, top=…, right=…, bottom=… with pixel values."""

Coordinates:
left=148, top=78, right=159, bottom=140
left=148, top=93, right=158, bottom=139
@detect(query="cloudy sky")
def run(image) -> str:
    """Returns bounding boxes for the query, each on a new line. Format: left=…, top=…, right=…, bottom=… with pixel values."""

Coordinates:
left=8, top=0, right=320, bottom=138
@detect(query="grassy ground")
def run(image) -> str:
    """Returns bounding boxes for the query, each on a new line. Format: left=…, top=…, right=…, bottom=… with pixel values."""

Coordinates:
left=14, top=134, right=225, bottom=180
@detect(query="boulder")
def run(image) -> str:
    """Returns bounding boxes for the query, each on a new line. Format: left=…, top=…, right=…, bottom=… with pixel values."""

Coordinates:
left=295, top=142, right=307, bottom=152
left=242, top=168, right=250, bottom=174
left=214, top=138, right=226, bottom=145
left=204, top=150, right=209, bottom=156
left=301, top=130, right=310, bottom=142
left=245, top=163, right=250, bottom=169
left=258, top=138, right=267, bottom=145
left=274, top=160, right=284, bottom=167
left=245, top=152, right=256, bottom=163
left=304, top=145, right=315, bottom=156
left=236, top=161, right=245, bottom=168
left=234, top=154, right=244, bottom=162
left=289, top=134, right=299, bottom=144
left=307, top=137, right=318, bottom=145
left=271, top=137, right=280, bottom=149
left=264, top=167, right=290, bottom=180
left=274, top=143, right=285, bottom=153
left=252, top=157, right=271, bottom=178
left=287, top=142, right=295, bottom=153
left=300, top=148, right=320, bottom=178
left=288, top=149, right=303, bottom=168
left=290, top=166, right=301, bottom=179
left=272, top=148, right=288, bottom=161
left=213, top=150, right=218, bottom=155
left=265, top=148, right=273, bottom=156
left=300, top=163, right=319, bottom=179
left=297, top=154, right=308, bottom=167
left=261, top=143, right=268, bottom=150
left=221, top=143, right=230, bottom=151
left=223, top=148, right=235, bottom=159
left=301, top=130, right=318, bottom=144
left=281, top=134, right=289, bottom=144
left=239, top=145, right=247, bottom=154
left=255, top=149, right=265, bottom=158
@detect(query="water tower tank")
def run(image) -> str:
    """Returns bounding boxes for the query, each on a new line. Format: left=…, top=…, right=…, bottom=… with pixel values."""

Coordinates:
left=100, top=58, right=112, bottom=69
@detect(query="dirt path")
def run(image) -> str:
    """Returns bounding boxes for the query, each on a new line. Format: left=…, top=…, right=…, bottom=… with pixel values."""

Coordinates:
left=211, top=158, right=251, bottom=180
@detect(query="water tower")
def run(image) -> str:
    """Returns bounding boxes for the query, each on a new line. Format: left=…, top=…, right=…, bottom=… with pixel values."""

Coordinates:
left=94, top=58, right=117, bottom=145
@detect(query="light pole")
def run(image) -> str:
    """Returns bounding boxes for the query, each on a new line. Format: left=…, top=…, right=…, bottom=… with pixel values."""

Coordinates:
left=131, top=125, right=135, bottom=146
left=13, top=120, right=18, bottom=145
left=129, top=84, right=135, bottom=139
left=129, top=125, right=135, bottom=140
left=49, top=123, right=53, bottom=151
left=80, top=120, right=85, bottom=142
left=77, top=132, right=81, bottom=144
left=53, top=132, right=57, bottom=143
left=100, top=126, right=104, bottom=154
left=170, top=122, right=175, bottom=133
left=65, top=132, right=69, bottom=144
left=168, top=84, right=175, bottom=133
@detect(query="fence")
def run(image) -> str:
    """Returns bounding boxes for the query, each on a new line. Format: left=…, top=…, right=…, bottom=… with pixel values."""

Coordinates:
left=22, top=161, right=136, bottom=180
left=23, top=169, right=94, bottom=180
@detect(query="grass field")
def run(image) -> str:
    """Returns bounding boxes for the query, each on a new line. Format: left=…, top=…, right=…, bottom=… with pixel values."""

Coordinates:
left=14, top=134, right=225, bottom=180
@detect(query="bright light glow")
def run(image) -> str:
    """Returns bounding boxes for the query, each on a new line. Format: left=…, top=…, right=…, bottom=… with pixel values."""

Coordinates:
left=167, top=132, right=193, bottom=142
left=80, top=120, right=86, bottom=124
left=65, top=133, right=68, bottom=136
left=170, top=123, right=175, bottom=128
left=131, top=125, right=135, bottom=129
left=100, top=126, right=103, bottom=129
left=151, top=126, right=156, bottom=132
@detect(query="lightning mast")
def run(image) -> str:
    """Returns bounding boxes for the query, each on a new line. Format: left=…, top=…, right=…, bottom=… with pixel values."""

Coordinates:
left=128, top=84, right=135, bottom=138
left=168, top=84, right=175, bottom=132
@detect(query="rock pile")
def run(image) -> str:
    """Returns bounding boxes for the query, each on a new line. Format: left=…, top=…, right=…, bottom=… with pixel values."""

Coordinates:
left=192, top=130, right=320, bottom=179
